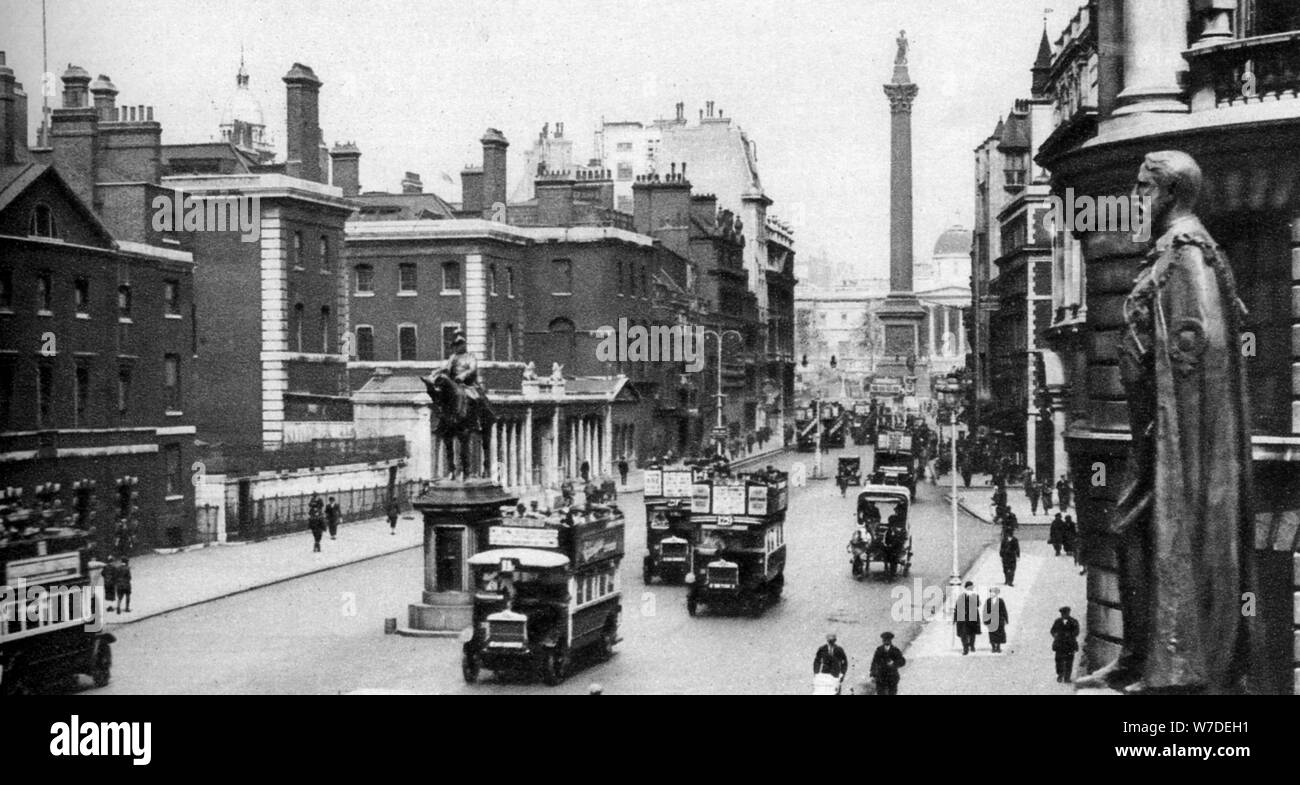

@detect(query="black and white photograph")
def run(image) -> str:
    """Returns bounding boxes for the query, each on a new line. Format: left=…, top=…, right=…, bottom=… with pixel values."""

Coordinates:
left=0, top=0, right=1297, bottom=728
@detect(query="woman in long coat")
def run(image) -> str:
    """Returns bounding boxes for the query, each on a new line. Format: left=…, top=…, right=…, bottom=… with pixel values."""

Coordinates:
left=984, top=588, right=1009, bottom=653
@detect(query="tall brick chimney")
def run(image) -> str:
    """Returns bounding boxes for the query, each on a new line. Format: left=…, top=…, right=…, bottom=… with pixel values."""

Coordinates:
left=51, top=64, right=99, bottom=208
left=329, top=141, right=360, bottom=196
left=90, top=74, right=118, bottom=120
left=95, top=75, right=162, bottom=185
left=573, top=166, right=614, bottom=210
left=282, top=63, right=323, bottom=183
left=632, top=163, right=692, bottom=257
left=480, top=128, right=508, bottom=219
left=401, top=171, right=424, bottom=194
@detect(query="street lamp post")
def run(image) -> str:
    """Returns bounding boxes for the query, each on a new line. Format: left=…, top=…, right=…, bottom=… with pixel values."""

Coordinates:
left=939, top=377, right=963, bottom=598
left=704, top=329, right=743, bottom=458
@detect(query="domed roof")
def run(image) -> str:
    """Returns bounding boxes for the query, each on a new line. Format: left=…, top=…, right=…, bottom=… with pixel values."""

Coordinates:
left=933, top=226, right=972, bottom=256
left=221, top=60, right=265, bottom=128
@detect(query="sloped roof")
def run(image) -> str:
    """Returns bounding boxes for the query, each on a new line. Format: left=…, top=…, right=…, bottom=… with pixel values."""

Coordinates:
left=0, top=163, right=118, bottom=247
left=998, top=113, right=1031, bottom=150
left=352, top=191, right=457, bottom=221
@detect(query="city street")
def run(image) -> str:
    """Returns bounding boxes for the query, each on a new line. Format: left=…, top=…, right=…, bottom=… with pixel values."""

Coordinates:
left=92, top=445, right=997, bottom=695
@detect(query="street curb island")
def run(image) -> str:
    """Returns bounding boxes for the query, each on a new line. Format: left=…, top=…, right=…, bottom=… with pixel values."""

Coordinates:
left=110, top=445, right=793, bottom=628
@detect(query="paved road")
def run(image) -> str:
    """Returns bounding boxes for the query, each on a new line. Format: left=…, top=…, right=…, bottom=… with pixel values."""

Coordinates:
left=93, top=445, right=997, bottom=694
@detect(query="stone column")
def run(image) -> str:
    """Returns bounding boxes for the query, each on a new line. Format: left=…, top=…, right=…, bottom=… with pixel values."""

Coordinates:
left=603, top=404, right=614, bottom=477
left=1113, top=0, right=1191, bottom=115
left=524, top=406, right=534, bottom=488
left=943, top=307, right=951, bottom=356
left=928, top=305, right=936, bottom=358
left=550, top=408, right=560, bottom=486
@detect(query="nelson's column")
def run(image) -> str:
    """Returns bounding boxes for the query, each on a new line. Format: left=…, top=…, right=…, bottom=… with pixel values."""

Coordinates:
left=878, top=30, right=929, bottom=400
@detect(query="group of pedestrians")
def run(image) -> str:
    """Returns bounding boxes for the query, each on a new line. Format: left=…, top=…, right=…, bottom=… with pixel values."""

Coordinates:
left=101, top=555, right=132, bottom=614
left=952, top=580, right=1081, bottom=680
left=305, top=494, right=405, bottom=552
left=813, top=631, right=907, bottom=695
left=1022, top=471, right=1073, bottom=516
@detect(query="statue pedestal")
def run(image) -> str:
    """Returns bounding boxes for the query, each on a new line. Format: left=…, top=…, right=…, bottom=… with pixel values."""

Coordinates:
left=394, top=479, right=518, bottom=637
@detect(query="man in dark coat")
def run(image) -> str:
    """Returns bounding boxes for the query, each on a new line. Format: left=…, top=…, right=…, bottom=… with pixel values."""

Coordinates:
left=386, top=499, right=401, bottom=535
left=580, top=460, right=591, bottom=482
left=617, top=457, right=629, bottom=486
left=114, top=557, right=132, bottom=614
left=1063, top=515, right=1078, bottom=558
left=1025, top=473, right=1040, bottom=515
left=1056, top=476, right=1072, bottom=512
left=954, top=581, right=982, bottom=654
left=308, top=494, right=325, bottom=552
left=1040, top=478, right=1054, bottom=513
left=984, top=588, right=1009, bottom=653
left=325, top=496, right=341, bottom=540
left=1048, top=513, right=1066, bottom=556
left=869, top=631, right=906, bottom=694
left=999, top=531, right=1020, bottom=586
left=813, top=633, right=850, bottom=685
left=1051, top=606, right=1081, bottom=683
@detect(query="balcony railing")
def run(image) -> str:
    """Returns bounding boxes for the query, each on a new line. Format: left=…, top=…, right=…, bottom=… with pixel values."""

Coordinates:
left=199, top=436, right=407, bottom=477
left=1185, top=31, right=1300, bottom=109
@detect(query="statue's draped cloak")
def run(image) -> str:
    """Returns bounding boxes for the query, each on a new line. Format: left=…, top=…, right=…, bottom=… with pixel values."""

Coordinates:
left=1117, top=216, right=1255, bottom=690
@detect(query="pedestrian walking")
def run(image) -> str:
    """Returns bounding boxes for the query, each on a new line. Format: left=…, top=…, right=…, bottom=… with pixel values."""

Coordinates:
left=955, top=581, right=982, bottom=654
left=580, top=460, right=591, bottom=483
left=308, top=493, right=325, bottom=552
left=836, top=472, right=848, bottom=497
left=960, top=460, right=973, bottom=489
left=617, top=456, right=629, bottom=486
left=102, top=558, right=119, bottom=612
left=1048, top=513, right=1066, bottom=556
left=387, top=498, right=400, bottom=535
left=999, top=530, right=1020, bottom=586
left=1064, top=514, right=1079, bottom=563
left=114, top=557, right=132, bottom=614
left=325, top=496, right=341, bottom=540
left=984, top=588, right=1009, bottom=653
left=1040, top=478, right=1054, bottom=513
left=1025, top=476, right=1040, bottom=515
left=1056, top=476, right=1072, bottom=512
left=869, top=631, right=906, bottom=694
left=813, top=632, right=850, bottom=693
left=1050, top=606, right=1081, bottom=683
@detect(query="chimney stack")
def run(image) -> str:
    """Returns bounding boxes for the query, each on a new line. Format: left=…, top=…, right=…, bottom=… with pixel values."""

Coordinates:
left=90, top=75, right=117, bottom=120
left=401, top=171, right=424, bottom=194
left=535, top=168, right=575, bottom=226
left=329, top=142, right=361, bottom=196
left=480, top=128, right=508, bottom=219
left=0, top=53, right=14, bottom=164
left=282, top=63, right=324, bottom=183
left=633, top=163, right=692, bottom=257
left=461, top=166, right=484, bottom=215
left=51, top=65, right=99, bottom=207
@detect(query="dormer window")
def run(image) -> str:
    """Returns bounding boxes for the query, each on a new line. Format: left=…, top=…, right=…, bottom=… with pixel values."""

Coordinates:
left=29, top=204, right=57, bottom=238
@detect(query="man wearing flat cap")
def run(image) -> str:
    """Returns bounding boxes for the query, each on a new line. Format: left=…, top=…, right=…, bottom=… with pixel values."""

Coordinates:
left=813, top=632, right=850, bottom=684
left=869, top=631, right=906, bottom=695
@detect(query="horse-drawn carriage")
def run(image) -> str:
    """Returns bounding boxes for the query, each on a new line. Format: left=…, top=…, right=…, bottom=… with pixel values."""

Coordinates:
left=847, top=486, right=913, bottom=579
left=836, top=457, right=862, bottom=486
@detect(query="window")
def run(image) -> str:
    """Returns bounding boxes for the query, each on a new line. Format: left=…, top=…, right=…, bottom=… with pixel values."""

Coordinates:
left=319, top=236, right=331, bottom=272
left=355, top=264, right=374, bottom=293
left=29, top=204, right=57, bottom=238
left=320, top=306, right=332, bottom=353
left=489, top=264, right=497, bottom=296
left=74, top=360, right=90, bottom=426
left=164, top=444, right=183, bottom=497
left=399, top=263, right=418, bottom=293
left=164, top=354, right=181, bottom=410
left=398, top=325, right=418, bottom=361
left=641, top=265, right=648, bottom=298
left=0, top=269, right=11, bottom=308
left=617, top=259, right=624, bottom=294
left=293, top=231, right=304, bottom=268
left=117, top=284, right=131, bottom=319
left=616, top=163, right=633, bottom=181
left=293, top=303, right=304, bottom=352
left=0, top=358, right=14, bottom=427
left=75, top=278, right=90, bottom=314
left=549, top=317, right=576, bottom=360
left=441, top=324, right=461, bottom=359
left=505, top=324, right=514, bottom=361
left=117, top=364, right=131, bottom=417
left=441, top=261, right=461, bottom=292
left=616, top=142, right=633, bottom=152
left=487, top=323, right=497, bottom=360
left=355, top=326, right=374, bottom=361
left=38, top=273, right=53, bottom=312
left=37, top=362, right=54, bottom=426
left=164, top=279, right=180, bottom=315
left=506, top=267, right=515, bottom=297
left=552, top=259, right=572, bottom=294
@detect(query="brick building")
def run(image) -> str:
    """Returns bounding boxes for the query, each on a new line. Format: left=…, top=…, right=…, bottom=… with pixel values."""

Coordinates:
left=0, top=53, right=197, bottom=553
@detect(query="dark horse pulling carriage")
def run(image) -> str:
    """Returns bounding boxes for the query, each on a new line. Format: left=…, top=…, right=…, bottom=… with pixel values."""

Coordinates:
left=847, top=485, right=913, bottom=579
left=422, top=368, right=496, bottom=479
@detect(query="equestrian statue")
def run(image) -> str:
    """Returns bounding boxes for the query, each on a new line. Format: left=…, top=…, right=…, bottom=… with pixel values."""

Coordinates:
left=422, top=330, right=496, bottom=480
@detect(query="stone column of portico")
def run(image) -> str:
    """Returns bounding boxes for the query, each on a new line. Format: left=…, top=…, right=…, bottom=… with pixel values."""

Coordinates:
left=603, top=404, right=614, bottom=477
left=524, top=406, right=534, bottom=488
left=1112, top=0, right=1190, bottom=116
left=879, top=33, right=929, bottom=390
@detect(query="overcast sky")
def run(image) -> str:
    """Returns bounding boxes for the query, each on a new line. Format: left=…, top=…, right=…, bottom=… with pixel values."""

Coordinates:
left=1, top=0, right=1082, bottom=279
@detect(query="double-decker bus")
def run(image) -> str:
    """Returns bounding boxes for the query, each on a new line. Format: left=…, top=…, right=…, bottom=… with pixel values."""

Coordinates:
left=685, top=469, right=789, bottom=617
left=641, top=463, right=710, bottom=584
left=461, top=506, right=624, bottom=686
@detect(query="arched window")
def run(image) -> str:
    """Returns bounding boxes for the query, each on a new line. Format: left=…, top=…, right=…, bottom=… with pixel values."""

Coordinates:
left=29, top=204, right=57, bottom=238
left=293, top=303, right=304, bottom=352
left=320, top=306, right=332, bottom=353
left=489, top=264, right=497, bottom=296
left=505, top=324, right=514, bottom=361
left=319, top=236, right=331, bottom=272
left=293, top=231, right=304, bottom=269
left=487, top=323, right=498, bottom=361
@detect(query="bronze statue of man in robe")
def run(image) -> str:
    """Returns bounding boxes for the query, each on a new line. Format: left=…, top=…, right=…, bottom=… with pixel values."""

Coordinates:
left=1078, top=151, right=1255, bottom=694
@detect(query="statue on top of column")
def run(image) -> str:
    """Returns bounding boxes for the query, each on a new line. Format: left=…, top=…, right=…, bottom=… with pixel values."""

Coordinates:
left=895, top=30, right=909, bottom=65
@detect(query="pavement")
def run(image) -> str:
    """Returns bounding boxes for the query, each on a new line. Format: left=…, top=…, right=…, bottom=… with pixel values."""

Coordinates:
left=940, top=473, right=1079, bottom=527
left=110, top=442, right=792, bottom=628
left=893, top=538, right=1088, bottom=695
